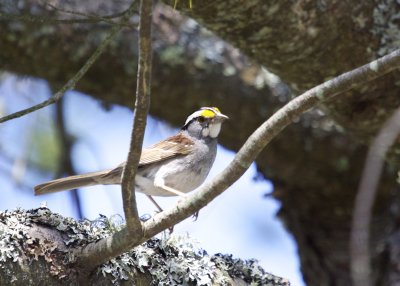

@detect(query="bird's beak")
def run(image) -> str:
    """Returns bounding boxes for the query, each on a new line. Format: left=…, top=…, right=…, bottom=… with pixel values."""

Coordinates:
left=216, top=113, right=229, bottom=121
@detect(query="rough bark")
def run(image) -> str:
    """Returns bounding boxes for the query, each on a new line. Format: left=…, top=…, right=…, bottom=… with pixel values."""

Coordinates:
left=1, top=1, right=400, bottom=285
left=0, top=208, right=289, bottom=285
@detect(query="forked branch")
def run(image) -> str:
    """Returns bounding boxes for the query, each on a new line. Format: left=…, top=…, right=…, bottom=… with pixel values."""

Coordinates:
left=121, top=0, right=153, bottom=234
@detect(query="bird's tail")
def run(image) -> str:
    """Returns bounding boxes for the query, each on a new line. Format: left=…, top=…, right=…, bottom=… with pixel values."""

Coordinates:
left=34, top=169, right=120, bottom=195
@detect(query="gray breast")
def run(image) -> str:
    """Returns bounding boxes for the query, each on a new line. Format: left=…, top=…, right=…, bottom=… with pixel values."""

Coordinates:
left=162, top=139, right=217, bottom=192
left=135, top=138, right=218, bottom=196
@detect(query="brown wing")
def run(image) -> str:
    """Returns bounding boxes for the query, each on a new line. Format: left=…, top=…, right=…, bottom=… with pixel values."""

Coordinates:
left=138, top=133, right=194, bottom=166
left=100, top=133, right=194, bottom=181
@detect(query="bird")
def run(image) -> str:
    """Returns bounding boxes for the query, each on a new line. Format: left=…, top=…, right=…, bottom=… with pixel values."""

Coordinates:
left=34, top=107, right=228, bottom=211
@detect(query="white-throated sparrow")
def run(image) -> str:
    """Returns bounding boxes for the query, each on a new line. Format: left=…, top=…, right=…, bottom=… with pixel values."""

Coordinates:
left=34, top=107, right=228, bottom=202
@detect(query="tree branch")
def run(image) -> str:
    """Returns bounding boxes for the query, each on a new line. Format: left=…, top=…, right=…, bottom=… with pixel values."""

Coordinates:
left=0, top=1, right=138, bottom=124
left=46, top=2, right=136, bottom=24
left=142, top=49, right=400, bottom=235
left=0, top=2, right=137, bottom=26
left=74, top=49, right=400, bottom=270
left=121, top=0, right=153, bottom=233
left=0, top=10, right=134, bottom=26
left=350, top=107, right=400, bottom=286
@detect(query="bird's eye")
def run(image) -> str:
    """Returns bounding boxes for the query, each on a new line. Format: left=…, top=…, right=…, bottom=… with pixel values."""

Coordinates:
left=198, top=117, right=205, bottom=123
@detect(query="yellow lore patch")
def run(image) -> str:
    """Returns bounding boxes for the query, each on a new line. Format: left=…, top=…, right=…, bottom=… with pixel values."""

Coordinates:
left=200, top=107, right=221, bottom=118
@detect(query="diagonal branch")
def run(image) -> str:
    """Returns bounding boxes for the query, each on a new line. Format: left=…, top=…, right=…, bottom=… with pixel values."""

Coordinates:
left=350, top=107, right=400, bottom=286
left=121, top=0, right=153, bottom=233
left=142, top=49, right=400, bottom=235
left=75, top=49, right=400, bottom=270
left=0, top=1, right=138, bottom=124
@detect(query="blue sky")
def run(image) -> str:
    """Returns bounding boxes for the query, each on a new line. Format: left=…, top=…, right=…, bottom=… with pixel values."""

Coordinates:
left=0, top=75, right=305, bottom=286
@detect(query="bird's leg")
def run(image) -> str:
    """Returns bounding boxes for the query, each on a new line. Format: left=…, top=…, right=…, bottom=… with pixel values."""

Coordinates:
left=146, top=195, right=163, bottom=213
left=145, top=195, right=174, bottom=233
left=155, top=181, right=199, bottom=220
left=154, top=179, right=199, bottom=225
left=154, top=180, right=188, bottom=197
left=192, top=210, right=200, bottom=221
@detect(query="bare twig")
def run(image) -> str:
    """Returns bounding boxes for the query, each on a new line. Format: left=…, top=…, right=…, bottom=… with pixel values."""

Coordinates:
left=75, top=49, right=400, bottom=270
left=0, top=1, right=138, bottom=124
left=121, top=0, right=153, bottom=233
left=0, top=3, right=137, bottom=27
left=45, top=3, right=133, bottom=20
left=0, top=11, right=133, bottom=26
left=350, top=108, right=400, bottom=286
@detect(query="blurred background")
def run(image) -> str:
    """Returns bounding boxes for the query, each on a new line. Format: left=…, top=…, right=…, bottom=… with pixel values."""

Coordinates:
left=3, top=1, right=400, bottom=285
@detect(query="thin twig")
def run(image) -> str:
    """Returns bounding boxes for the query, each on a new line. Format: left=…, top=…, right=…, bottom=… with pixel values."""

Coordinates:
left=45, top=3, right=132, bottom=20
left=350, top=108, right=400, bottom=286
left=0, top=3, right=136, bottom=26
left=0, top=11, right=133, bottom=26
left=121, top=0, right=153, bottom=233
left=0, top=1, right=138, bottom=124
left=75, top=49, right=400, bottom=270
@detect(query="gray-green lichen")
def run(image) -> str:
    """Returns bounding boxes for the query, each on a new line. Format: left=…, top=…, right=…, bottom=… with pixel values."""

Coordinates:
left=0, top=210, right=29, bottom=263
left=99, top=234, right=290, bottom=286
left=0, top=208, right=290, bottom=285
left=372, top=0, right=400, bottom=56
left=0, top=207, right=117, bottom=278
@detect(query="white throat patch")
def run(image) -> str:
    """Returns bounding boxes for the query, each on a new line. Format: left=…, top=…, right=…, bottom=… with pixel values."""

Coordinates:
left=208, top=122, right=221, bottom=138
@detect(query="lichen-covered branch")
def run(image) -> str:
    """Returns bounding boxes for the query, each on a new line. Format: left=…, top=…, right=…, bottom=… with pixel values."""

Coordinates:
left=0, top=208, right=290, bottom=285
left=350, top=107, right=400, bottom=286
left=121, top=0, right=153, bottom=233
left=75, top=49, right=400, bottom=271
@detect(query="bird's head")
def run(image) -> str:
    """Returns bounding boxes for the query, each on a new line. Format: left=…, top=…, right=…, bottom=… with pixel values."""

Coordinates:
left=182, top=107, right=229, bottom=139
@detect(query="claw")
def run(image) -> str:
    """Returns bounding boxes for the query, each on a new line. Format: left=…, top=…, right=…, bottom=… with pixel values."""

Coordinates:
left=192, top=210, right=200, bottom=221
